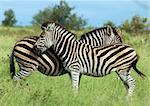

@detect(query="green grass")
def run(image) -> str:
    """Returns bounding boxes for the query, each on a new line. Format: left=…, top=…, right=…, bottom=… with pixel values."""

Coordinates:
left=0, top=27, right=150, bottom=106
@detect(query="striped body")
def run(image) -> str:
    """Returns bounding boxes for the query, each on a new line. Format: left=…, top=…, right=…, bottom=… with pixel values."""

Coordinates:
left=10, top=36, right=65, bottom=80
left=79, top=26, right=122, bottom=46
left=33, top=22, right=145, bottom=96
left=10, top=26, right=122, bottom=80
left=77, top=44, right=136, bottom=76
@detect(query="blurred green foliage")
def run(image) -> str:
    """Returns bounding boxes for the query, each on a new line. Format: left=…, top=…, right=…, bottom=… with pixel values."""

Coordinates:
left=121, top=15, right=148, bottom=35
left=2, top=9, right=17, bottom=27
left=103, top=20, right=116, bottom=28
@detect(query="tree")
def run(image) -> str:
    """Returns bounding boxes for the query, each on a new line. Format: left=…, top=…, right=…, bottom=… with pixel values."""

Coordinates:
left=121, top=15, right=148, bottom=34
left=66, top=14, right=86, bottom=30
left=2, top=9, right=17, bottom=26
left=103, top=20, right=116, bottom=27
left=130, top=15, right=146, bottom=33
left=122, top=20, right=131, bottom=33
left=32, top=0, right=86, bottom=30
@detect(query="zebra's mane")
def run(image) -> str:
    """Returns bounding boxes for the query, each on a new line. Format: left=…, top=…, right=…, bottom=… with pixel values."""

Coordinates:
left=43, top=21, right=77, bottom=39
left=111, top=27, right=121, bottom=36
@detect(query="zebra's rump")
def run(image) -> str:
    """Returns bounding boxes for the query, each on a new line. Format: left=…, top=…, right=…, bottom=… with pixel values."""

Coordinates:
left=37, top=48, right=64, bottom=76
left=13, top=36, right=64, bottom=76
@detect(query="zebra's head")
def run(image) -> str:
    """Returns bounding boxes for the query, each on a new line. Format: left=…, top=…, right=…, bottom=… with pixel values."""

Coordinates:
left=33, top=22, right=56, bottom=55
left=105, top=26, right=123, bottom=44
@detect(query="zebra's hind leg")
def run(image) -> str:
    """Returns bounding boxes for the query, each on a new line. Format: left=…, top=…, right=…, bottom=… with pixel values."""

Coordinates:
left=13, top=67, right=32, bottom=87
left=118, top=71, right=136, bottom=97
left=116, top=72, right=129, bottom=90
left=13, top=66, right=32, bottom=81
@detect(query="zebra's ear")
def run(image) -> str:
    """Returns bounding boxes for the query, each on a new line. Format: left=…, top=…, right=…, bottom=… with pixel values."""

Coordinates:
left=107, top=25, right=113, bottom=36
left=47, top=23, right=55, bottom=31
left=116, top=28, right=123, bottom=37
left=41, top=23, right=47, bottom=30
left=50, top=23, right=55, bottom=30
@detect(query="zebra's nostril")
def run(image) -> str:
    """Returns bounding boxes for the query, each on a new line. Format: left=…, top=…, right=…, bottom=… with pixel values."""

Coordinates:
left=32, top=46, right=42, bottom=56
left=32, top=46, right=36, bottom=51
left=32, top=46, right=38, bottom=54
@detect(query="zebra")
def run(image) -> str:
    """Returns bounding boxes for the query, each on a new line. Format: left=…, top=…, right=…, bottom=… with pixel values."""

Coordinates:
left=10, top=36, right=67, bottom=80
left=79, top=26, right=122, bottom=46
left=10, top=26, right=122, bottom=80
left=33, top=21, right=145, bottom=96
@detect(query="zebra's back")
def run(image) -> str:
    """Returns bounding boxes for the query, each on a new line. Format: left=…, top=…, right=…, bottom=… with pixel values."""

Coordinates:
left=79, top=26, right=122, bottom=46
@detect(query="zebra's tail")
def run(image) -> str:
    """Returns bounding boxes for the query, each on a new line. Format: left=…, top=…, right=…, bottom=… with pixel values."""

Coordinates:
left=133, top=65, right=146, bottom=78
left=133, top=55, right=146, bottom=78
left=9, top=52, right=15, bottom=79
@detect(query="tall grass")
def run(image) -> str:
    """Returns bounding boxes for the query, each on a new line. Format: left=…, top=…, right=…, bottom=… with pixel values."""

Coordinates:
left=0, top=27, right=150, bottom=106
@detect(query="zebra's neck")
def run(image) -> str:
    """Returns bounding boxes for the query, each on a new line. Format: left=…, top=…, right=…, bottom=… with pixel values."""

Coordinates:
left=53, top=25, right=78, bottom=66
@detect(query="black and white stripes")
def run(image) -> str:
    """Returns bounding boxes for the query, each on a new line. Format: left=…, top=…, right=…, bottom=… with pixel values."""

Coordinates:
left=79, top=26, right=122, bottom=46
left=10, top=25, right=122, bottom=80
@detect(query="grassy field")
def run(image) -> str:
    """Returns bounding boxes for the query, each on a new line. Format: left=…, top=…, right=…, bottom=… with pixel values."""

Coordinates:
left=0, top=27, right=150, bottom=106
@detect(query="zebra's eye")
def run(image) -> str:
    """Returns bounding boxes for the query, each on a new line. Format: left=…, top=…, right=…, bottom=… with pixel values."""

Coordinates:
left=40, top=35, right=43, bottom=38
left=48, top=26, right=51, bottom=29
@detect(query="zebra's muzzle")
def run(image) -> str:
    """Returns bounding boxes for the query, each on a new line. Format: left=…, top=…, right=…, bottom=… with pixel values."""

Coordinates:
left=32, top=46, right=42, bottom=56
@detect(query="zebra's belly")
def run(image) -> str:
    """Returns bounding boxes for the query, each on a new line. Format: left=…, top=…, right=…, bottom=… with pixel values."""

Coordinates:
left=79, top=67, right=103, bottom=77
left=79, top=66, right=116, bottom=77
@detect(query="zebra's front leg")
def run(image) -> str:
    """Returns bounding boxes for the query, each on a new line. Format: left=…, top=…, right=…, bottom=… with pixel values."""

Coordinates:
left=118, top=71, right=136, bottom=97
left=70, top=70, right=80, bottom=93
